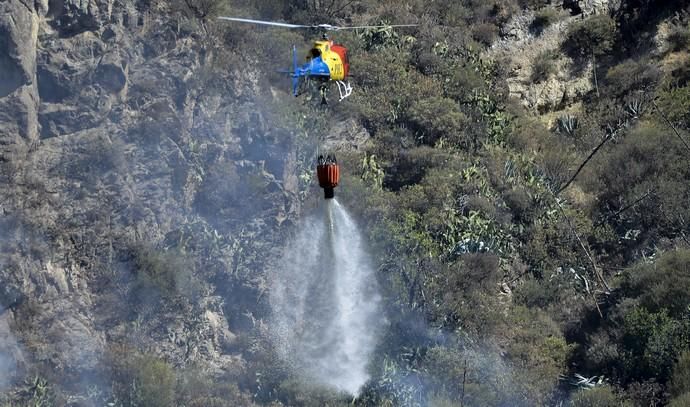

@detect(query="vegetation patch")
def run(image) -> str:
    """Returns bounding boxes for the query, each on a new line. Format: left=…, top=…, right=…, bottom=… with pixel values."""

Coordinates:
left=530, top=7, right=561, bottom=36
left=530, top=49, right=558, bottom=83
left=666, top=20, right=690, bottom=52
left=130, top=245, right=201, bottom=304
left=562, top=14, right=618, bottom=59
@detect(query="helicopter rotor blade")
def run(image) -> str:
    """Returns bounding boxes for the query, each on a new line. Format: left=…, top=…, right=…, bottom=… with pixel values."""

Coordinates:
left=217, top=17, right=311, bottom=29
left=327, top=24, right=418, bottom=30
left=217, top=17, right=417, bottom=31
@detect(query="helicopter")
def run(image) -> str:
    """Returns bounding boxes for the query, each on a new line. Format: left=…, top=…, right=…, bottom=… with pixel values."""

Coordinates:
left=217, top=16, right=416, bottom=104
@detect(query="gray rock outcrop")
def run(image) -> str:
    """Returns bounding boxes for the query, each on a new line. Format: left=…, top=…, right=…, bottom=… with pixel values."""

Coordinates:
left=489, top=7, right=594, bottom=113
left=0, top=0, right=42, bottom=144
left=0, top=0, right=302, bottom=401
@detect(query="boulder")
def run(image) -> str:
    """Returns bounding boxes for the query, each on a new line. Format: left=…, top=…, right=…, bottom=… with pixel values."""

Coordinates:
left=42, top=309, right=105, bottom=372
left=577, top=0, right=619, bottom=16
left=96, top=50, right=128, bottom=94
left=49, top=0, right=113, bottom=36
left=322, top=117, right=371, bottom=152
left=0, top=0, right=41, bottom=142
left=39, top=103, right=100, bottom=138
left=0, top=284, right=24, bottom=311
left=0, top=86, right=39, bottom=142
left=0, top=0, right=38, bottom=97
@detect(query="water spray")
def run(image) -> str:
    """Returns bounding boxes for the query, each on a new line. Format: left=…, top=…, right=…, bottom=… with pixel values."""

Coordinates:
left=271, top=199, right=382, bottom=395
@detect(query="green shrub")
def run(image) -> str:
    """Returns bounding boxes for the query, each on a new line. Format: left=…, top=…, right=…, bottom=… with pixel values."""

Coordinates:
left=513, top=277, right=561, bottom=308
left=530, top=50, right=558, bottom=83
left=667, top=22, right=690, bottom=52
left=620, top=250, right=690, bottom=318
left=625, top=380, right=665, bottom=406
left=406, top=96, right=468, bottom=147
left=504, top=306, right=573, bottom=403
left=535, top=136, right=574, bottom=189
left=442, top=63, right=488, bottom=102
left=502, top=186, right=535, bottom=224
left=178, top=368, right=254, bottom=406
left=581, top=123, right=690, bottom=248
left=563, top=14, right=618, bottom=58
left=134, top=356, right=176, bottom=407
left=421, top=253, right=507, bottom=333
left=669, top=392, right=690, bottom=407
left=110, top=349, right=176, bottom=407
left=349, top=48, right=441, bottom=133
left=508, top=115, right=551, bottom=151
left=424, top=345, right=520, bottom=406
left=131, top=245, right=200, bottom=303
left=622, top=306, right=690, bottom=382
left=359, top=24, right=404, bottom=51
left=570, top=386, right=629, bottom=407
left=519, top=0, right=550, bottom=9
left=604, top=59, right=660, bottom=97
left=530, top=7, right=561, bottom=35
left=584, top=331, right=621, bottom=374
left=275, top=377, right=351, bottom=406
left=16, top=376, right=55, bottom=407
left=666, top=55, right=690, bottom=89
left=522, top=204, right=594, bottom=279
left=670, top=351, right=690, bottom=397
left=61, top=135, right=127, bottom=183
left=379, top=146, right=440, bottom=191
left=657, top=84, right=690, bottom=127
left=471, top=23, right=499, bottom=47
left=194, top=160, right=272, bottom=227
left=171, top=0, right=228, bottom=20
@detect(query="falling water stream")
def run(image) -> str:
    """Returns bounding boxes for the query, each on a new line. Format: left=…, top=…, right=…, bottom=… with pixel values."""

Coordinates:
left=271, top=199, right=382, bottom=395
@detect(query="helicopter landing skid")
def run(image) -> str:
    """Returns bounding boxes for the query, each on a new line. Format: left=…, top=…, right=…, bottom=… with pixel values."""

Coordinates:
left=336, top=81, right=353, bottom=101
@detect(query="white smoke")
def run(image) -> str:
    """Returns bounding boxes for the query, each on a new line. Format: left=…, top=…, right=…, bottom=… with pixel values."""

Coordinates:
left=270, top=199, right=382, bottom=395
left=0, top=310, right=22, bottom=391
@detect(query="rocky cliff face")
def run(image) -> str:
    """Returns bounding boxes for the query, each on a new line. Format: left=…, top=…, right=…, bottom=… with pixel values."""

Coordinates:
left=489, top=9, right=593, bottom=113
left=0, top=0, right=302, bottom=401
left=487, top=1, right=618, bottom=116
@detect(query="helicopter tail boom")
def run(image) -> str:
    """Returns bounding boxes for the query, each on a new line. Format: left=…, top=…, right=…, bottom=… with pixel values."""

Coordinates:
left=292, top=45, right=300, bottom=96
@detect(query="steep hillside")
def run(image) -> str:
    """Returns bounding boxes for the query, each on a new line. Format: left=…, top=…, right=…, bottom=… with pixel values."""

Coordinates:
left=0, top=0, right=314, bottom=404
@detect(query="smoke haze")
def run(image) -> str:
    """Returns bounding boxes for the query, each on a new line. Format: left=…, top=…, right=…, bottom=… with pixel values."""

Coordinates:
left=0, top=311, right=21, bottom=391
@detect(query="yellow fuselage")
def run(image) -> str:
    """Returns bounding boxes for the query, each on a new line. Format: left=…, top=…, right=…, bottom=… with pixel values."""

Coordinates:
left=309, top=40, right=347, bottom=81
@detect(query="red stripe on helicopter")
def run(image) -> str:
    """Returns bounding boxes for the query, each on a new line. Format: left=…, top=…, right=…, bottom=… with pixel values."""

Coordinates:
left=330, top=45, right=349, bottom=78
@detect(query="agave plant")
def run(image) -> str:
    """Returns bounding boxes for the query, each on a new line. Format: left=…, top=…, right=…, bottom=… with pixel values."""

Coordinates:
left=557, top=114, right=578, bottom=136
left=625, top=96, right=646, bottom=118
left=361, top=154, right=385, bottom=189
left=570, top=373, right=606, bottom=389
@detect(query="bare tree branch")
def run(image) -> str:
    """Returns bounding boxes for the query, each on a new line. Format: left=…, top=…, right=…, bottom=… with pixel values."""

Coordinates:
left=548, top=188, right=610, bottom=317
left=557, top=132, right=614, bottom=195
left=592, top=51, right=600, bottom=99
left=595, top=188, right=655, bottom=227
left=652, top=98, right=690, bottom=154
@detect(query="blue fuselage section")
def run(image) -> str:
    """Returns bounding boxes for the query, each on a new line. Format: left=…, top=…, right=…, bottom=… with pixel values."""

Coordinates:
left=288, top=46, right=332, bottom=96
left=296, top=56, right=330, bottom=78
